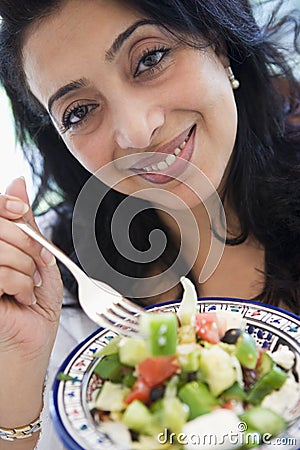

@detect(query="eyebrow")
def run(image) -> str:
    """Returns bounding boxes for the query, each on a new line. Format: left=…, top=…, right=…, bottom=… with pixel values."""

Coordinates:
left=105, top=19, right=159, bottom=61
left=48, top=78, right=89, bottom=114
left=47, top=20, right=159, bottom=113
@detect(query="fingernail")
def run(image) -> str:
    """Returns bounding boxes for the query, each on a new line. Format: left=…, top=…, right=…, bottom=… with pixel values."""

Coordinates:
left=6, top=200, right=29, bottom=214
left=32, top=293, right=37, bottom=305
left=40, top=247, right=56, bottom=266
left=33, top=270, right=42, bottom=287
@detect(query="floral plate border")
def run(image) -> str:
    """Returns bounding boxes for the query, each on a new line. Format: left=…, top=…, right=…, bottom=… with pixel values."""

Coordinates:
left=50, top=298, right=300, bottom=450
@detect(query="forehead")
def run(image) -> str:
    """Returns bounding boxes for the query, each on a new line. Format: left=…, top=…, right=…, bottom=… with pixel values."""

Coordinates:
left=22, top=0, right=142, bottom=105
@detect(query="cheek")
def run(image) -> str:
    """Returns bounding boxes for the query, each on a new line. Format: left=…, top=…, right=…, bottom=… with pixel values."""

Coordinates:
left=204, top=90, right=237, bottom=155
left=198, top=98, right=237, bottom=188
left=63, top=134, right=113, bottom=174
left=63, top=135, right=138, bottom=196
left=183, top=77, right=238, bottom=189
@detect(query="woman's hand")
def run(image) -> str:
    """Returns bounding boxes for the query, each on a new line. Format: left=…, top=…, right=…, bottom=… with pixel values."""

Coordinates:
left=0, top=177, right=64, bottom=430
left=0, top=177, right=63, bottom=357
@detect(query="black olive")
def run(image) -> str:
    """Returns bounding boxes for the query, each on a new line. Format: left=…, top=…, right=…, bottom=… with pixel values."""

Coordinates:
left=130, top=430, right=139, bottom=441
left=220, top=328, right=242, bottom=344
left=150, top=385, right=165, bottom=402
left=242, top=367, right=258, bottom=391
left=187, top=372, right=198, bottom=382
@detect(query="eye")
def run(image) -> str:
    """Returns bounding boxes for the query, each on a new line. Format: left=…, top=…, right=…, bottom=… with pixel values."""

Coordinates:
left=60, top=102, right=99, bottom=133
left=134, top=46, right=170, bottom=77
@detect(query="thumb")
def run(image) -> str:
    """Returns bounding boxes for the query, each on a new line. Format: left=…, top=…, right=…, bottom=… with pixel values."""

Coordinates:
left=5, top=177, right=37, bottom=229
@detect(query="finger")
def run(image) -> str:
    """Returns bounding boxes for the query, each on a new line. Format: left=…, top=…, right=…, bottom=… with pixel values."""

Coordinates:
left=0, top=217, right=44, bottom=263
left=34, top=257, right=63, bottom=312
left=5, top=177, right=30, bottom=204
left=5, top=177, right=36, bottom=227
left=0, top=240, right=41, bottom=285
left=4, top=178, right=56, bottom=268
left=0, top=267, right=37, bottom=306
left=4, top=179, right=63, bottom=309
left=0, top=193, right=29, bottom=220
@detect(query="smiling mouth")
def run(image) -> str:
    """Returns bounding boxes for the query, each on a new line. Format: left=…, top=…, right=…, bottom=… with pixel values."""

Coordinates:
left=141, top=126, right=195, bottom=172
left=130, top=125, right=196, bottom=174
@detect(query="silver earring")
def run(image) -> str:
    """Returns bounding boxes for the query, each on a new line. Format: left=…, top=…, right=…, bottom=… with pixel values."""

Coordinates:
left=227, top=66, right=240, bottom=90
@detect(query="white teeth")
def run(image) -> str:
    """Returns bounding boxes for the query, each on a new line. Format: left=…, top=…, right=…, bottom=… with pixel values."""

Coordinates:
left=141, top=133, right=190, bottom=172
left=157, top=161, right=168, bottom=170
left=165, top=154, right=176, bottom=165
left=179, top=140, right=187, bottom=150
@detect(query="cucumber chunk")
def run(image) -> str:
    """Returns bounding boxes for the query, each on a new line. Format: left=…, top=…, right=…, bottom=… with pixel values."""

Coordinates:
left=256, top=351, right=273, bottom=377
left=122, top=400, right=161, bottom=435
left=119, top=337, right=149, bottom=367
left=199, top=345, right=237, bottom=396
left=240, top=406, right=287, bottom=436
left=95, top=381, right=130, bottom=411
left=94, top=336, right=121, bottom=357
left=160, top=397, right=188, bottom=434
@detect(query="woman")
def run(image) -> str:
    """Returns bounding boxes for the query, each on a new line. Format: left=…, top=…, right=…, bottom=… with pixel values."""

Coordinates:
left=0, top=0, right=299, bottom=447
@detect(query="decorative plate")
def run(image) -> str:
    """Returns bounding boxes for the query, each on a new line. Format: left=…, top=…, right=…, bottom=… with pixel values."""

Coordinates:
left=50, top=298, right=300, bottom=450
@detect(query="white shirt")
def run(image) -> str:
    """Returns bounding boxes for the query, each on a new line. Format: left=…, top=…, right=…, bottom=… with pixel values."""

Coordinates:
left=37, top=303, right=98, bottom=449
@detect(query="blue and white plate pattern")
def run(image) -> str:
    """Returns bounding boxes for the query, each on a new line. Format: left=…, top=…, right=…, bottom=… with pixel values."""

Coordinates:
left=50, top=298, right=300, bottom=450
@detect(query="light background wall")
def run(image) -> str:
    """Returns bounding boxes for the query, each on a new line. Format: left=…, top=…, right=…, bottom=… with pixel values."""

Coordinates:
left=0, top=0, right=299, bottom=201
left=0, top=88, right=35, bottom=199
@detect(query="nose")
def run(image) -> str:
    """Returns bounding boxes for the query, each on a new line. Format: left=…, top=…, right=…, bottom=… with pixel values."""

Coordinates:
left=113, top=99, right=165, bottom=149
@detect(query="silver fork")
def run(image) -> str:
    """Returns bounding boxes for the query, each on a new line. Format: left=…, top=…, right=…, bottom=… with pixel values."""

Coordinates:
left=15, top=221, right=143, bottom=336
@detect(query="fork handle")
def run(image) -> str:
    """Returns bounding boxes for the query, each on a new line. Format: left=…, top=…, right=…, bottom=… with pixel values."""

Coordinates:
left=14, top=221, right=87, bottom=283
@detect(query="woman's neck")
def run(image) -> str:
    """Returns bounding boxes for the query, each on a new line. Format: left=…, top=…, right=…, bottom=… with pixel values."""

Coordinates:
left=156, top=199, right=265, bottom=301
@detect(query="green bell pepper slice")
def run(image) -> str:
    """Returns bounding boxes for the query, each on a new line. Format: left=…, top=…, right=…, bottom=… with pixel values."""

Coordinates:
left=247, top=365, right=287, bottom=405
left=178, top=381, right=219, bottom=420
left=140, top=312, right=178, bottom=356
left=235, top=331, right=258, bottom=369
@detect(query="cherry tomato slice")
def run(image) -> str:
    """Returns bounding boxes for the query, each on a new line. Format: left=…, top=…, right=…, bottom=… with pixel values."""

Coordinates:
left=124, top=378, right=151, bottom=404
left=138, top=356, right=179, bottom=388
left=195, top=312, right=220, bottom=344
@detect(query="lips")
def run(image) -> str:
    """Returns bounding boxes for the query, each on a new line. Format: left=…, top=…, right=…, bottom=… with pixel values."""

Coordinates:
left=130, top=125, right=196, bottom=184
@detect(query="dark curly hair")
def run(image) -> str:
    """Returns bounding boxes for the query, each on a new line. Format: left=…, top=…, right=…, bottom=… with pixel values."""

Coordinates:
left=0, top=0, right=299, bottom=312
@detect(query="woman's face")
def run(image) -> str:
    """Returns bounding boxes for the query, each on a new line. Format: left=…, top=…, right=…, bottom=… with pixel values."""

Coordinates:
left=23, top=0, right=238, bottom=207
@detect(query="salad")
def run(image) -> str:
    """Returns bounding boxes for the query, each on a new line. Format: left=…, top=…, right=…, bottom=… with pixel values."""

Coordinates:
left=88, top=278, right=300, bottom=450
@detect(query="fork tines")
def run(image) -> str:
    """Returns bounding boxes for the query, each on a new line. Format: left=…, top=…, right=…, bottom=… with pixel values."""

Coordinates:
left=97, top=313, right=140, bottom=336
left=97, top=297, right=143, bottom=336
left=117, top=297, right=144, bottom=314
